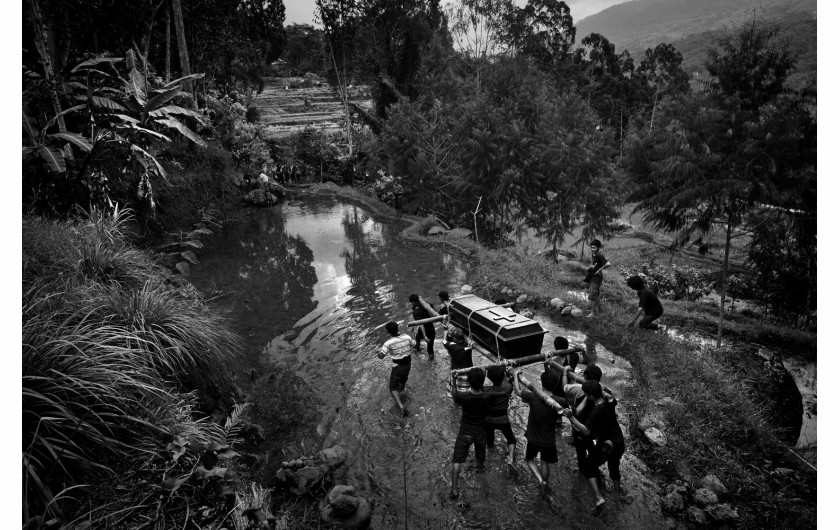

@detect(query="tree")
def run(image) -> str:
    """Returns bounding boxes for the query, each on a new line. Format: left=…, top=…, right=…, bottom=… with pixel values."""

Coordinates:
left=445, top=0, right=510, bottom=91
left=636, top=43, right=690, bottom=133
left=171, top=0, right=193, bottom=95
left=623, top=19, right=802, bottom=346
left=503, top=0, right=575, bottom=71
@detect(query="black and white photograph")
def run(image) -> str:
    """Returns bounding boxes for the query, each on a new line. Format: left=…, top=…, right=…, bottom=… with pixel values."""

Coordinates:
left=20, top=0, right=824, bottom=527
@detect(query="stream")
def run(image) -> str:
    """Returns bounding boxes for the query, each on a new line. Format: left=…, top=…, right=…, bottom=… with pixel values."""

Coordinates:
left=190, top=194, right=670, bottom=528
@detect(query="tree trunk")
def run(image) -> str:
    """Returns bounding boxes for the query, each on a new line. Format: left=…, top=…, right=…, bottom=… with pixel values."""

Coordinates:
left=164, top=1, right=171, bottom=82
left=716, top=213, right=734, bottom=347
left=649, top=91, right=659, bottom=135
left=27, top=0, right=66, bottom=133
left=171, top=0, right=193, bottom=96
left=326, top=34, right=353, bottom=157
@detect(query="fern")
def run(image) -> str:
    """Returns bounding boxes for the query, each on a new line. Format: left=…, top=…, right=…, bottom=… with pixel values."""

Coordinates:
left=223, top=402, right=250, bottom=447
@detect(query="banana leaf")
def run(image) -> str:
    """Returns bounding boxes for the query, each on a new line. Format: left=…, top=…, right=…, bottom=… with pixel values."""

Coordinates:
left=50, top=132, right=93, bottom=152
left=148, top=105, right=204, bottom=121
left=71, top=57, right=123, bottom=73
left=37, top=146, right=66, bottom=172
left=157, top=117, right=207, bottom=147
left=161, top=73, right=205, bottom=90
left=88, top=96, right=127, bottom=112
left=146, top=87, right=184, bottom=112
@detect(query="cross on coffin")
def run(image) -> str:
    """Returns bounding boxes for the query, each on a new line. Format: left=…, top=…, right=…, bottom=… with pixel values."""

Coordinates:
left=487, top=309, right=516, bottom=322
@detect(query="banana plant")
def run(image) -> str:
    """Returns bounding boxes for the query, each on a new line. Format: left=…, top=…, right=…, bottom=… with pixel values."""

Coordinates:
left=22, top=107, right=91, bottom=172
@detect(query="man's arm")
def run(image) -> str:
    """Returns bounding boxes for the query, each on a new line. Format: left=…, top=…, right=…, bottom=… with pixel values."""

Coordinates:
left=512, top=369, right=523, bottom=396
left=377, top=343, right=388, bottom=360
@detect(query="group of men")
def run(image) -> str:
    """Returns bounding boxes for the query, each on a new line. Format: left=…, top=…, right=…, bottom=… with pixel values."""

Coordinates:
left=377, top=292, right=627, bottom=513
left=375, top=239, right=668, bottom=512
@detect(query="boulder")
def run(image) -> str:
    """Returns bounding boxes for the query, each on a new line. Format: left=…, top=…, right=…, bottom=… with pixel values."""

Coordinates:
left=661, top=491, right=684, bottom=513
left=692, top=488, right=718, bottom=506
left=275, top=468, right=297, bottom=487
left=327, top=485, right=360, bottom=517
left=686, top=506, right=708, bottom=525
left=561, top=306, right=573, bottom=316
left=318, top=445, right=349, bottom=468
left=520, top=309, right=534, bottom=319
left=570, top=308, right=584, bottom=317
left=320, top=487, right=372, bottom=530
left=427, top=225, right=446, bottom=236
left=516, top=294, right=528, bottom=304
left=706, top=503, right=739, bottom=523
left=549, top=297, right=564, bottom=309
left=700, top=474, right=728, bottom=496
left=461, top=284, right=473, bottom=294
left=665, top=482, right=688, bottom=496
left=291, top=465, right=329, bottom=496
left=644, top=427, right=667, bottom=446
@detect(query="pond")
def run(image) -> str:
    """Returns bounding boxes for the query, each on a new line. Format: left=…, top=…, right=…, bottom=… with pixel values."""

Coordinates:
left=189, top=194, right=670, bottom=529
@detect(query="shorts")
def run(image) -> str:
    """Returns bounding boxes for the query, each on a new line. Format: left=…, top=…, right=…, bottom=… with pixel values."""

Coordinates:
left=388, top=362, right=411, bottom=392
left=525, top=441, right=558, bottom=463
left=485, top=421, right=516, bottom=447
left=452, top=426, right=487, bottom=463
left=588, top=281, right=602, bottom=301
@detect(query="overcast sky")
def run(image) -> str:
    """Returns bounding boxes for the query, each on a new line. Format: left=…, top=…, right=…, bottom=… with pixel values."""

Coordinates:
left=284, top=0, right=629, bottom=27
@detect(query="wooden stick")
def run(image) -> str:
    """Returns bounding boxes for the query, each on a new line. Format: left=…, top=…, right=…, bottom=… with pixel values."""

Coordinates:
left=373, top=319, right=404, bottom=331
left=518, top=373, right=567, bottom=414
left=406, top=315, right=446, bottom=327
left=450, top=347, right=580, bottom=376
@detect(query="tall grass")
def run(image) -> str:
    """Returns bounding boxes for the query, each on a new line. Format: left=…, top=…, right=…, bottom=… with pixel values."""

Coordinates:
left=22, top=206, right=244, bottom=521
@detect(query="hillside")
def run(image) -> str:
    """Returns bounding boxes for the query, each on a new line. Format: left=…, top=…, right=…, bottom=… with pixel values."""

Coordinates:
left=576, top=0, right=817, bottom=83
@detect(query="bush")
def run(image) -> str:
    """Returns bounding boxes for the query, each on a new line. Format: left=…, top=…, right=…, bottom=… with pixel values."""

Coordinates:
left=22, top=206, right=244, bottom=518
left=619, top=263, right=714, bottom=301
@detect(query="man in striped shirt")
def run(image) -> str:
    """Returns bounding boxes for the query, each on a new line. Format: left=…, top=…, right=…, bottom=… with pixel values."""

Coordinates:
left=378, top=321, right=416, bottom=416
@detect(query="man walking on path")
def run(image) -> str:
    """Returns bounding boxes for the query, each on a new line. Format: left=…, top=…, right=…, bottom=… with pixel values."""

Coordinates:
left=626, top=275, right=664, bottom=330
left=450, top=367, right=489, bottom=498
left=512, top=368, right=568, bottom=494
left=409, top=294, right=440, bottom=359
left=586, top=240, right=611, bottom=317
left=377, top=321, right=415, bottom=416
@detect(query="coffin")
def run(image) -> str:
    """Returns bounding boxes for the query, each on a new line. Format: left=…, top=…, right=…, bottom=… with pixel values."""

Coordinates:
left=448, top=294, right=547, bottom=359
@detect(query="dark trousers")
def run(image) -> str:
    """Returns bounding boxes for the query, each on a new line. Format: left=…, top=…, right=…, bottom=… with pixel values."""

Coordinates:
left=582, top=440, right=625, bottom=481
left=639, top=313, right=662, bottom=330
left=415, top=330, right=435, bottom=357
left=485, top=422, right=516, bottom=447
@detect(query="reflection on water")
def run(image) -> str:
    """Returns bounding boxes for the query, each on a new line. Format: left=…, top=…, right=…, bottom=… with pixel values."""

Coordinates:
left=190, top=195, right=666, bottom=529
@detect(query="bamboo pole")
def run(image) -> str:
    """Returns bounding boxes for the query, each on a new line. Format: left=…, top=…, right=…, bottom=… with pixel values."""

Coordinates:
left=450, top=347, right=580, bottom=376
left=406, top=315, right=446, bottom=327
left=518, top=373, right=567, bottom=414
left=373, top=319, right=404, bottom=331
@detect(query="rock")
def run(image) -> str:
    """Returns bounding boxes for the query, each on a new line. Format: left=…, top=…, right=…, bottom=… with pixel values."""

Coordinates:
left=560, top=306, right=573, bottom=316
left=700, top=474, right=728, bottom=495
left=638, top=413, right=665, bottom=431
left=692, top=488, right=718, bottom=506
left=549, top=297, right=564, bottom=309
left=328, top=485, right=360, bottom=517
left=661, top=491, right=684, bottom=513
left=320, top=486, right=372, bottom=530
left=520, top=309, right=534, bottom=318
left=291, top=465, right=329, bottom=496
left=291, top=459, right=304, bottom=468
left=318, top=446, right=349, bottom=468
left=644, top=427, right=667, bottom=446
left=461, top=284, right=473, bottom=294
left=427, top=225, right=446, bottom=236
left=275, top=468, right=297, bottom=487
left=516, top=294, right=528, bottom=304
left=686, top=506, right=708, bottom=525
left=570, top=308, right=583, bottom=317
left=447, top=227, right=472, bottom=239
left=259, top=172, right=270, bottom=183
left=706, top=503, right=739, bottom=522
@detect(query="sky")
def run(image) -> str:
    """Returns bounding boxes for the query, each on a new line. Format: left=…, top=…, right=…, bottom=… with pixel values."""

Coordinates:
left=283, top=0, right=629, bottom=27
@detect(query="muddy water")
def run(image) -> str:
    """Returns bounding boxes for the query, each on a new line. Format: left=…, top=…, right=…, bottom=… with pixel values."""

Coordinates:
left=191, top=195, right=667, bottom=529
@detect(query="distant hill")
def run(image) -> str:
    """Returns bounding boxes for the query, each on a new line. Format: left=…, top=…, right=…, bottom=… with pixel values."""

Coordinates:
left=575, top=0, right=816, bottom=85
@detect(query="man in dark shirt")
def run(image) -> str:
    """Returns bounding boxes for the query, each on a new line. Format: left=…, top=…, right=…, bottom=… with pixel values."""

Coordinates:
left=586, top=239, right=611, bottom=318
left=438, top=290, right=450, bottom=316
left=409, top=294, right=439, bottom=359
left=484, top=365, right=516, bottom=464
left=513, top=368, right=568, bottom=493
left=443, top=325, right=474, bottom=395
left=626, top=275, right=664, bottom=330
left=450, top=367, right=489, bottom=498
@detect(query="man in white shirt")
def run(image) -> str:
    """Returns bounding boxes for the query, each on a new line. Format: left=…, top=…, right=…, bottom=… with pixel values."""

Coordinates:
left=378, top=321, right=416, bottom=416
